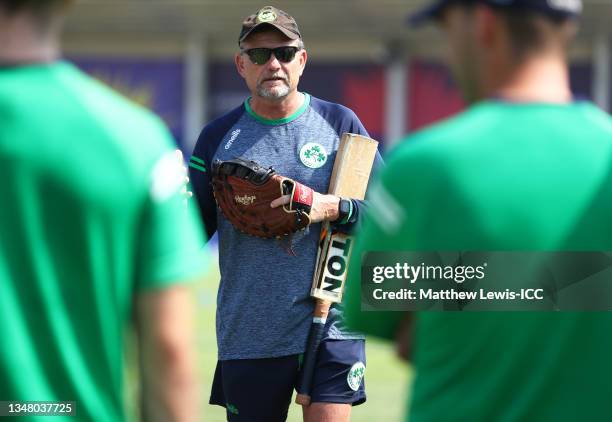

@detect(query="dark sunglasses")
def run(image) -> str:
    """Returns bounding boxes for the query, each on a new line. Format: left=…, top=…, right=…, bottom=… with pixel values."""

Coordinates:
left=241, top=46, right=301, bottom=65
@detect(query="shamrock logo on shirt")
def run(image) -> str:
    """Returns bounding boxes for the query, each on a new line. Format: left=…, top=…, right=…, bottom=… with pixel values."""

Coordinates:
left=299, top=142, right=328, bottom=169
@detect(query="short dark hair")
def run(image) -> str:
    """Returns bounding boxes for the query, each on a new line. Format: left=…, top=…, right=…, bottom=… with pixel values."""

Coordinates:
left=494, top=8, right=576, bottom=60
left=452, top=2, right=577, bottom=61
left=0, top=0, right=73, bottom=31
left=0, top=0, right=72, bottom=14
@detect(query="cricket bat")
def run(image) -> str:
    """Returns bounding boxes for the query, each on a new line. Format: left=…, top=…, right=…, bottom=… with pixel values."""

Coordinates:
left=295, top=133, right=378, bottom=406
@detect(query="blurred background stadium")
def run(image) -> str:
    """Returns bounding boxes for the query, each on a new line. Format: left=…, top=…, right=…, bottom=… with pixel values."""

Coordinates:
left=64, top=0, right=612, bottom=154
left=62, top=1, right=612, bottom=420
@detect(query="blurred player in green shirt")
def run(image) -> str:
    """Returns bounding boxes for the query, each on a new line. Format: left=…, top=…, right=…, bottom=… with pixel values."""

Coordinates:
left=0, top=1, right=207, bottom=421
left=344, top=0, right=612, bottom=421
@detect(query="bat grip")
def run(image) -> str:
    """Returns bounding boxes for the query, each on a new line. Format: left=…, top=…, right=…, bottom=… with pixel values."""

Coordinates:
left=295, top=301, right=331, bottom=406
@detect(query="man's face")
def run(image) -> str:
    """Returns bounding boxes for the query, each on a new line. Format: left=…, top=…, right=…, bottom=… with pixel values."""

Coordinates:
left=440, top=4, right=483, bottom=103
left=235, top=29, right=307, bottom=101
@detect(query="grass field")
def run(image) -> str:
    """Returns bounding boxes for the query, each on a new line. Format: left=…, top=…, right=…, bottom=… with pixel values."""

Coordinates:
left=129, top=255, right=413, bottom=421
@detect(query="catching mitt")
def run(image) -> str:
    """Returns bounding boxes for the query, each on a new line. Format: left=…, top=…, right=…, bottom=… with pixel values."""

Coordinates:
left=211, top=158, right=314, bottom=238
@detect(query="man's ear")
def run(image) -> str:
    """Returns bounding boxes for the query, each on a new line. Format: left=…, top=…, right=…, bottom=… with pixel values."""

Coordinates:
left=298, top=49, right=307, bottom=77
left=235, top=53, right=246, bottom=79
left=475, top=5, right=498, bottom=50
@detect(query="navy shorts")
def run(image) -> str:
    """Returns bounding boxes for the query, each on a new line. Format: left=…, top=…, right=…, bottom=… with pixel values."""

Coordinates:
left=210, top=339, right=366, bottom=422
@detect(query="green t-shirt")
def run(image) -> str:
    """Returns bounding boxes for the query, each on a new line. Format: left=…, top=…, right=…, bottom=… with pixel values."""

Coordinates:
left=344, top=100, right=612, bottom=421
left=0, top=62, right=206, bottom=421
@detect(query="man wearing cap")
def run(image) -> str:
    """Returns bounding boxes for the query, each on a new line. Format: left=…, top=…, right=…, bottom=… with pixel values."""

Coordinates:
left=189, top=5, right=381, bottom=422
left=344, top=0, right=612, bottom=421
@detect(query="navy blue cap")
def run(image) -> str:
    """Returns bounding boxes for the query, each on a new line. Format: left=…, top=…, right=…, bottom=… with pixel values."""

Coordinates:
left=409, top=0, right=583, bottom=26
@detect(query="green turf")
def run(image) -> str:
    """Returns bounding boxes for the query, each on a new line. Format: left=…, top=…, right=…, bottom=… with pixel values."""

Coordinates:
left=127, top=259, right=412, bottom=421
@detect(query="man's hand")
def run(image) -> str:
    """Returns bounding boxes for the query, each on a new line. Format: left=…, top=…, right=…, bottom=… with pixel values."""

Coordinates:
left=270, top=191, right=340, bottom=223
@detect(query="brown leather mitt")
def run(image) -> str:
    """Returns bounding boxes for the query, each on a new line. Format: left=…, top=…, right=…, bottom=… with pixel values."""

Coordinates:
left=211, top=158, right=314, bottom=238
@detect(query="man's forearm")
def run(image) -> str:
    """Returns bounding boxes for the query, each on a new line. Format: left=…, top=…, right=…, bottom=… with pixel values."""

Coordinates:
left=136, top=286, right=201, bottom=422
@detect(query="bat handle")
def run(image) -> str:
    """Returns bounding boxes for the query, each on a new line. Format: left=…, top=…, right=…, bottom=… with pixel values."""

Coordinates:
left=295, top=301, right=331, bottom=406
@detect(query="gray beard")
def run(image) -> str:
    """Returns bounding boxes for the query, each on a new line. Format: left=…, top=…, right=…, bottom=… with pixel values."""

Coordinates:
left=256, top=82, right=290, bottom=100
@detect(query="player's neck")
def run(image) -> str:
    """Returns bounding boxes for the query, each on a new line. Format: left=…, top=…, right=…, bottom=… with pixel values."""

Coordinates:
left=249, top=91, right=305, bottom=121
left=0, top=17, right=60, bottom=64
left=489, top=56, right=572, bottom=104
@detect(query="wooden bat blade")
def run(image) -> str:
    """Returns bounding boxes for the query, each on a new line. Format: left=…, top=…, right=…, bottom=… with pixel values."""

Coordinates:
left=328, top=133, right=378, bottom=198
left=309, top=133, right=378, bottom=303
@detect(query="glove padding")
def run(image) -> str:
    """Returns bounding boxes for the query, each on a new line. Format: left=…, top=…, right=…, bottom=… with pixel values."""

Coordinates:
left=211, top=158, right=313, bottom=238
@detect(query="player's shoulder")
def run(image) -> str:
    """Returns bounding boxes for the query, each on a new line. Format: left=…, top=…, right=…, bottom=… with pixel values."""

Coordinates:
left=391, top=106, right=479, bottom=157
left=194, top=103, right=246, bottom=156
left=60, top=62, right=176, bottom=157
left=407, top=100, right=612, bottom=145
left=67, top=63, right=163, bottom=126
left=377, top=105, right=492, bottom=187
left=414, top=102, right=491, bottom=141
left=574, top=101, right=612, bottom=133
left=62, top=63, right=181, bottom=177
left=308, top=95, right=368, bottom=137
left=309, top=95, right=359, bottom=121
left=200, top=103, right=246, bottom=136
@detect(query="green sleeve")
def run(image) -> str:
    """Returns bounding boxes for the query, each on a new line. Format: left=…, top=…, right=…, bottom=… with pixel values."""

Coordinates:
left=135, top=151, right=208, bottom=290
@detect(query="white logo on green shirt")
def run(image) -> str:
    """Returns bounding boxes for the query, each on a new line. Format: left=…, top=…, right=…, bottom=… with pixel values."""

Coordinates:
left=150, top=151, right=185, bottom=202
